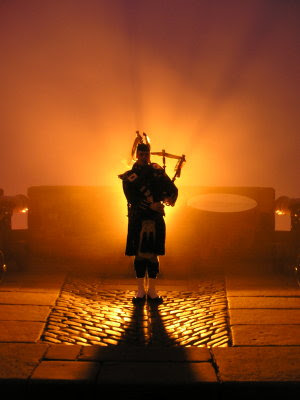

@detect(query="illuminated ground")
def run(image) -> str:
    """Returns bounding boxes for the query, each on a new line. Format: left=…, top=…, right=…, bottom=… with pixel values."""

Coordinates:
left=41, top=275, right=230, bottom=347
left=1, top=267, right=299, bottom=391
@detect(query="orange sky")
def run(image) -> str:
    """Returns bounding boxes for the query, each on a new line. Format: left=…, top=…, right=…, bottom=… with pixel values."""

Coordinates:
left=0, top=0, right=299, bottom=203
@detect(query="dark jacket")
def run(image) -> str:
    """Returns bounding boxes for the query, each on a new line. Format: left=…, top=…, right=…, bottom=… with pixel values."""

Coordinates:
left=119, top=162, right=178, bottom=255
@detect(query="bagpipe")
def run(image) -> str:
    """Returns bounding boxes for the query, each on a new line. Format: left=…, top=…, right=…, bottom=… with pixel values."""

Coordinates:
left=130, top=131, right=186, bottom=183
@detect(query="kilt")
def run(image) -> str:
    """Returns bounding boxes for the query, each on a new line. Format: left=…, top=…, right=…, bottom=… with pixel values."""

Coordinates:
left=125, top=213, right=166, bottom=256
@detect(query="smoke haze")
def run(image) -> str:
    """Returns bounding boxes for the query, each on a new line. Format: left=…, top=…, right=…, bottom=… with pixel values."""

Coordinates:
left=0, top=0, right=299, bottom=200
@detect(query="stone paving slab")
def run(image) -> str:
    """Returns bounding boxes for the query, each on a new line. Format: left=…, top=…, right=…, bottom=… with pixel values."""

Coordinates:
left=0, top=321, right=45, bottom=342
left=0, top=305, right=51, bottom=321
left=79, top=345, right=212, bottom=362
left=0, top=272, right=67, bottom=293
left=229, top=309, right=300, bottom=324
left=97, top=361, right=217, bottom=384
left=226, top=275, right=300, bottom=297
left=0, top=284, right=63, bottom=293
left=44, top=344, right=82, bottom=360
left=31, top=360, right=100, bottom=382
left=0, top=291, right=58, bottom=306
left=231, top=324, right=300, bottom=346
left=212, top=347, right=300, bottom=382
left=0, top=343, right=48, bottom=379
left=228, top=296, right=300, bottom=309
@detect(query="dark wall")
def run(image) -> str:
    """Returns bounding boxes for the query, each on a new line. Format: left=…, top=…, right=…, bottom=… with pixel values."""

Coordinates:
left=27, top=186, right=275, bottom=277
left=164, top=186, right=275, bottom=276
left=28, top=186, right=129, bottom=275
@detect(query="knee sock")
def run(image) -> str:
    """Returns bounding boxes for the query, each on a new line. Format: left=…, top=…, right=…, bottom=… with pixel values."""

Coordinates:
left=147, top=260, right=159, bottom=298
left=134, top=258, right=147, bottom=297
left=147, top=278, right=158, bottom=298
left=136, top=277, right=146, bottom=297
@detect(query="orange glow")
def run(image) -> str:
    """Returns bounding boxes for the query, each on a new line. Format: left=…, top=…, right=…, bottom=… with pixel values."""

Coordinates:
left=0, top=1, right=298, bottom=232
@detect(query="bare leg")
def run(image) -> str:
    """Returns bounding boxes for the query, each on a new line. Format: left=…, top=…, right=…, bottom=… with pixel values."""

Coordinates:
left=146, top=257, right=163, bottom=303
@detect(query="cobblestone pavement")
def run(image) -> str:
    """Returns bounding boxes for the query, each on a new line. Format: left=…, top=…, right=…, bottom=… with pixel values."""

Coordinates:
left=41, top=275, right=230, bottom=347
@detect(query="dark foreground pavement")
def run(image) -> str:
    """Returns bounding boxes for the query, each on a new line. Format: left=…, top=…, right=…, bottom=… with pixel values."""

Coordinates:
left=0, top=261, right=299, bottom=398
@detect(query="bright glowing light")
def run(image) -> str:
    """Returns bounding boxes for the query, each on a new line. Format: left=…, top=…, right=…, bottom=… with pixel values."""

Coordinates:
left=21, top=207, right=28, bottom=213
left=275, top=209, right=286, bottom=216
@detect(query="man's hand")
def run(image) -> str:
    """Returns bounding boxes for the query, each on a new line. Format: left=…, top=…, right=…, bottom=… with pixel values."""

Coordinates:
left=150, top=202, right=165, bottom=214
left=163, top=195, right=176, bottom=206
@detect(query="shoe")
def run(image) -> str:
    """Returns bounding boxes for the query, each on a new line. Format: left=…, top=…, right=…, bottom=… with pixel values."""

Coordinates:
left=132, top=295, right=146, bottom=304
left=147, top=295, right=163, bottom=304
